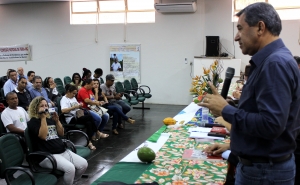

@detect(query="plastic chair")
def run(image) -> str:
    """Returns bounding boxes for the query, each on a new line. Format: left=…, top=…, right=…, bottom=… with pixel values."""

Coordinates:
left=131, top=78, right=152, bottom=99
left=54, top=78, right=64, bottom=87
left=100, top=77, right=104, bottom=84
left=0, top=134, right=58, bottom=185
left=63, top=76, right=72, bottom=85
left=123, top=80, right=148, bottom=110
left=56, top=85, right=66, bottom=96
left=114, top=81, right=139, bottom=106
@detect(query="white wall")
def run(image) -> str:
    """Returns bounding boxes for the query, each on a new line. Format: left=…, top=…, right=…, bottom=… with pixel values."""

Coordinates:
left=0, top=0, right=299, bottom=105
left=204, top=0, right=300, bottom=71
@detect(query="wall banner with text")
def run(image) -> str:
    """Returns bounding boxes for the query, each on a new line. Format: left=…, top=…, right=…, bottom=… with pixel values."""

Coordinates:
left=0, top=44, right=31, bottom=62
left=109, top=44, right=141, bottom=83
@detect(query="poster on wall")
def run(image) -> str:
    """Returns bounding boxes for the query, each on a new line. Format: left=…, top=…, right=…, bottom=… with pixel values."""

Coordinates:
left=109, top=44, right=141, bottom=83
left=0, top=44, right=31, bottom=62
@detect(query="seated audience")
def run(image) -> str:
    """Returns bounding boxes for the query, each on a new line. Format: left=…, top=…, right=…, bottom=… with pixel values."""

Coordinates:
left=1, top=92, right=29, bottom=135
left=29, top=76, right=56, bottom=108
left=27, top=96, right=88, bottom=185
left=70, top=72, right=82, bottom=90
left=92, top=79, right=135, bottom=135
left=82, top=68, right=92, bottom=81
left=77, top=79, right=109, bottom=139
left=3, top=69, right=18, bottom=96
left=100, top=74, right=131, bottom=115
left=60, top=84, right=97, bottom=149
left=93, top=68, right=103, bottom=83
left=17, top=67, right=27, bottom=80
left=12, top=77, right=32, bottom=111
left=232, top=65, right=251, bottom=99
left=43, top=77, right=62, bottom=105
left=0, top=69, right=12, bottom=88
left=27, top=70, right=35, bottom=85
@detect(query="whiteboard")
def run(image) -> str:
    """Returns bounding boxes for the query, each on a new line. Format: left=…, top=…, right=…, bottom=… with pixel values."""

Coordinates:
left=109, top=44, right=141, bottom=83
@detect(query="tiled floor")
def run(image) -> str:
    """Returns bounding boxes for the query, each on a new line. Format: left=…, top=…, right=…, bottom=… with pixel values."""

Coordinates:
left=0, top=103, right=186, bottom=185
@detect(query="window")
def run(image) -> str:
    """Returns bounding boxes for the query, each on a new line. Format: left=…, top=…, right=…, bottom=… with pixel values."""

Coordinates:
left=232, top=0, right=300, bottom=21
left=70, top=0, right=155, bottom=25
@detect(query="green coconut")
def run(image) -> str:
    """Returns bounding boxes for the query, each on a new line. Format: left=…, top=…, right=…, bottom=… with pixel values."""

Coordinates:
left=137, top=147, right=156, bottom=163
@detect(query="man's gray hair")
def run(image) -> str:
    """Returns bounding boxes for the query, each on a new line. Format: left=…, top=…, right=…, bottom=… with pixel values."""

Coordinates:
left=236, top=2, right=282, bottom=36
left=32, top=75, right=42, bottom=82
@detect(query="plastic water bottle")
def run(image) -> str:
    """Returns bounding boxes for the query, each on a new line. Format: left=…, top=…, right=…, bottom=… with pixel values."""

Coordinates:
left=201, top=107, right=209, bottom=124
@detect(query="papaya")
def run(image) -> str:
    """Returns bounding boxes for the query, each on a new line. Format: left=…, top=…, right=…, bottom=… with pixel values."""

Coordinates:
left=163, top=117, right=176, bottom=125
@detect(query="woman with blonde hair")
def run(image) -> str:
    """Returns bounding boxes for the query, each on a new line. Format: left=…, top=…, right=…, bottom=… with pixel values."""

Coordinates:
left=27, top=96, right=88, bottom=185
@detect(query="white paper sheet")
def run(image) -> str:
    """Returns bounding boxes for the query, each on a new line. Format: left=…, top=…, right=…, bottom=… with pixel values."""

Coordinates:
left=187, top=127, right=212, bottom=133
left=173, top=102, right=201, bottom=124
left=189, top=132, right=224, bottom=140
left=120, top=133, right=171, bottom=163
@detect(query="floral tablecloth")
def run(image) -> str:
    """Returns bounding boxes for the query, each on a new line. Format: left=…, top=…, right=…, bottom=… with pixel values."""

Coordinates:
left=135, top=125, right=230, bottom=185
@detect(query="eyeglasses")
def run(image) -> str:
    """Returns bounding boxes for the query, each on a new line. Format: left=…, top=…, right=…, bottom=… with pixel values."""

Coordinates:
left=21, top=82, right=27, bottom=84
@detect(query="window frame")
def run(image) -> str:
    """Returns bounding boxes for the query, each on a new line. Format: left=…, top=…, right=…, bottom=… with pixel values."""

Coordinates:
left=70, top=0, right=155, bottom=25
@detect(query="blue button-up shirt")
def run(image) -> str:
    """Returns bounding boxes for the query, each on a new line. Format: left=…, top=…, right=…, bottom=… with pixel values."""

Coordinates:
left=3, top=79, right=18, bottom=96
left=222, top=39, right=300, bottom=158
left=29, top=87, right=51, bottom=103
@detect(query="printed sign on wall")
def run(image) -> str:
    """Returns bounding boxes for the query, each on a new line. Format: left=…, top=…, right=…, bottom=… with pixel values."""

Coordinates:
left=109, top=44, right=141, bottom=83
left=0, top=44, right=31, bottom=62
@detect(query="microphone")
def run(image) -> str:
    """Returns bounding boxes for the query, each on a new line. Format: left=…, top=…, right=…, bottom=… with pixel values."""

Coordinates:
left=221, top=67, right=235, bottom=99
left=38, top=109, right=48, bottom=114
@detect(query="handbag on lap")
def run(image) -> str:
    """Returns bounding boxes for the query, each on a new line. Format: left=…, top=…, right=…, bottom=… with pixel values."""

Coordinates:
left=88, top=104, right=108, bottom=116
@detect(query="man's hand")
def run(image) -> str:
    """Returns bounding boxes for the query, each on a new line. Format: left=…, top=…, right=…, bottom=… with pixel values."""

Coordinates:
left=115, top=93, right=122, bottom=100
left=198, top=82, right=228, bottom=117
left=203, top=143, right=230, bottom=156
left=232, top=90, right=241, bottom=99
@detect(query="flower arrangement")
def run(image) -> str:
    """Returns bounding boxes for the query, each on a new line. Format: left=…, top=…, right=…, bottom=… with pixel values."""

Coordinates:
left=190, top=59, right=223, bottom=103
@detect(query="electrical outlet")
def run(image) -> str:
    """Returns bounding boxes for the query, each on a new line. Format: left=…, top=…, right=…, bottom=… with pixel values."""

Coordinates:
left=184, top=58, right=188, bottom=64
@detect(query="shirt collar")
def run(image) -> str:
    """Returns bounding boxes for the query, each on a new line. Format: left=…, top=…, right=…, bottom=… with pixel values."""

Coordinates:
left=14, top=87, right=26, bottom=93
left=251, top=38, right=285, bottom=68
left=9, top=79, right=18, bottom=85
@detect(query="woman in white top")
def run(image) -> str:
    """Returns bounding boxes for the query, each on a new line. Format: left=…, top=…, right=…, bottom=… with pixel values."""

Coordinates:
left=60, top=84, right=97, bottom=150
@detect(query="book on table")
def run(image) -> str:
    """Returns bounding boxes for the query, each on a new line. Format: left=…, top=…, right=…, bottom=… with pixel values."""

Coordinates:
left=182, top=149, right=224, bottom=161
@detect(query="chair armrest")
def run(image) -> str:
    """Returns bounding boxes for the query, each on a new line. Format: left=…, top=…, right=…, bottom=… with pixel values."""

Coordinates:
left=139, top=85, right=151, bottom=94
left=126, top=90, right=139, bottom=100
left=136, top=87, right=146, bottom=96
left=65, top=130, right=89, bottom=147
left=62, top=139, right=77, bottom=153
left=26, top=151, right=57, bottom=174
left=123, top=92, right=132, bottom=102
left=4, top=167, right=34, bottom=185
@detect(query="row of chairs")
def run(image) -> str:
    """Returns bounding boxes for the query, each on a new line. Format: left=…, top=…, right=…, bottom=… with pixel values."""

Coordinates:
left=0, top=113, right=91, bottom=185
left=115, top=78, right=152, bottom=110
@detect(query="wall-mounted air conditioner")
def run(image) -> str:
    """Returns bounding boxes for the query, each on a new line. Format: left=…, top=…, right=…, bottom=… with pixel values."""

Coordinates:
left=154, top=2, right=197, bottom=13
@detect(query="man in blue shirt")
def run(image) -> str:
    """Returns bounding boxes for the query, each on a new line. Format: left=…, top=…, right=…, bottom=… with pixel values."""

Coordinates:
left=29, top=76, right=55, bottom=108
left=3, top=69, right=18, bottom=96
left=17, top=67, right=27, bottom=80
left=199, top=3, right=300, bottom=184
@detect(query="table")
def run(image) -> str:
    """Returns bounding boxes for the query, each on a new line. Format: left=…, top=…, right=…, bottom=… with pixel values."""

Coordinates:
left=135, top=126, right=228, bottom=184
left=92, top=103, right=229, bottom=185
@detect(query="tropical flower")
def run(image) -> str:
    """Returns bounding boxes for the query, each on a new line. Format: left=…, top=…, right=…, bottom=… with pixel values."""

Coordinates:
left=190, top=59, right=223, bottom=102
